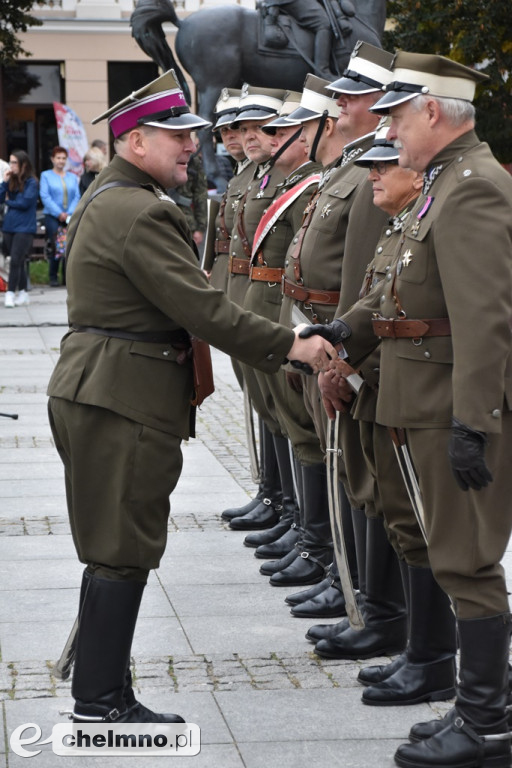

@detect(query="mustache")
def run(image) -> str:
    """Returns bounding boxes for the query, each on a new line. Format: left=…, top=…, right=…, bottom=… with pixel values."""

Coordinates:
left=393, top=140, right=403, bottom=150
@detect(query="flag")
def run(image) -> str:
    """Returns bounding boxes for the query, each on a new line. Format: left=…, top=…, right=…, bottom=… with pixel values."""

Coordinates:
left=53, top=102, right=89, bottom=177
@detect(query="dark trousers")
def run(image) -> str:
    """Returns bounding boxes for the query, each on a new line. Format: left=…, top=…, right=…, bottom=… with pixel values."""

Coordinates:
left=2, top=231, right=33, bottom=292
left=44, top=214, right=66, bottom=286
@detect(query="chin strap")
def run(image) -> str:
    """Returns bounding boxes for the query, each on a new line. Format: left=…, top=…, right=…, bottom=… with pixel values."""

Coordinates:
left=268, top=127, right=303, bottom=167
left=309, top=111, right=329, bottom=163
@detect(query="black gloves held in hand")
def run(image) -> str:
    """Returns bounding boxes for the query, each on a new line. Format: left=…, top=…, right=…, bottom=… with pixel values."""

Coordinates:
left=298, top=318, right=352, bottom=346
left=448, top=417, right=493, bottom=491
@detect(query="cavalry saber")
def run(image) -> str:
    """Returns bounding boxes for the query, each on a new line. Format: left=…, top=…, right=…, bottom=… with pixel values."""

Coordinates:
left=53, top=616, right=79, bottom=681
left=243, top=381, right=260, bottom=484
left=0, top=412, right=19, bottom=420
left=388, top=427, right=428, bottom=544
left=326, top=414, right=365, bottom=630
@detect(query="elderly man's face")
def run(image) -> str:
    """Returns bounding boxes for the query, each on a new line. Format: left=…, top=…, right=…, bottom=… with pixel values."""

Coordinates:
left=367, top=161, right=421, bottom=217
left=239, top=119, right=275, bottom=164
left=386, top=99, right=436, bottom=173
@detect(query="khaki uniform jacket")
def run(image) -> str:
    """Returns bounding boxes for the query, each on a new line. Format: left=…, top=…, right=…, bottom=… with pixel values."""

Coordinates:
left=343, top=131, right=512, bottom=433
left=206, top=159, right=254, bottom=292
left=47, top=156, right=294, bottom=440
left=226, top=161, right=285, bottom=307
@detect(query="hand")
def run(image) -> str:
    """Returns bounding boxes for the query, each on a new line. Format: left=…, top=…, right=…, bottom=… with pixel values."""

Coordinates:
left=298, top=318, right=351, bottom=346
left=318, top=368, right=354, bottom=419
left=58, top=212, right=67, bottom=222
left=193, top=230, right=204, bottom=246
left=287, top=326, right=337, bottom=375
left=448, top=417, right=493, bottom=491
left=3, top=168, right=11, bottom=183
left=285, top=371, right=303, bottom=393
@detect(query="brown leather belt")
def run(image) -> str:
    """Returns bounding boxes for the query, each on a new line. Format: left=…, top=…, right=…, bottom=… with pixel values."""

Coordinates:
left=214, top=240, right=230, bottom=254
left=250, top=265, right=284, bottom=283
left=281, top=275, right=340, bottom=306
left=372, top=317, right=451, bottom=339
left=229, top=256, right=250, bottom=275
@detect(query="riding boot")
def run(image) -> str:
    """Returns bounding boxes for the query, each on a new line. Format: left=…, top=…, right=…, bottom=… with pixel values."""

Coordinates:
left=270, top=462, right=333, bottom=587
left=305, top=506, right=366, bottom=642
left=71, top=570, right=184, bottom=723
left=313, top=29, right=335, bottom=79
left=229, top=422, right=282, bottom=530
left=244, top=436, right=298, bottom=547
left=314, top=515, right=407, bottom=659
left=361, top=565, right=457, bottom=705
left=254, top=453, right=302, bottom=558
left=395, top=614, right=512, bottom=768
left=290, top=559, right=347, bottom=619
left=285, top=574, right=332, bottom=607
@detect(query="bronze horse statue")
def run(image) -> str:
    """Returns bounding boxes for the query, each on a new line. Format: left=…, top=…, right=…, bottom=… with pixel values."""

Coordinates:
left=131, top=0, right=385, bottom=190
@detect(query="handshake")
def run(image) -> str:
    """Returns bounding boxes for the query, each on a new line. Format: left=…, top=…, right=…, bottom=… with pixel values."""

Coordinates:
left=288, top=318, right=351, bottom=375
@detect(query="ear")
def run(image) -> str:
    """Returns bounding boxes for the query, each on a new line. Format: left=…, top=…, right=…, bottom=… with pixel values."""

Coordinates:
left=426, top=98, right=441, bottom=126
left=324, top=117, right=336, bottom=137
left=412, top=172, right=424, bottom=191
left=128, top=128, right=147, bottom=157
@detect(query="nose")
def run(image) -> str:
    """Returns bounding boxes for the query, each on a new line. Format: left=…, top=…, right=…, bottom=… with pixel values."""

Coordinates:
left=386, top=124, right=397, bottom=142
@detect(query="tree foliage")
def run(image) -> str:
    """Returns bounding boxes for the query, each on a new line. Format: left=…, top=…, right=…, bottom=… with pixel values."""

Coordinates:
left=383, top=0, right=512, bottom=163
left=0, top=0, right=42, bottom=67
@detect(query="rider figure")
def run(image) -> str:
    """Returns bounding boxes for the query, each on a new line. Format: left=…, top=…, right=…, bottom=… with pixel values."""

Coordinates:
left=262, top=0, right=335, bottom=79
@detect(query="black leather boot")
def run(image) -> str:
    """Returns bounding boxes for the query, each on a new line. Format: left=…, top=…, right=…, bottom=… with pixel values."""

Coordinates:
left=305, top=506, right=366, bottom=643
left=361, top=565, right=456, bottom=705
left=291, top=560, right=347, bottom=618
left=259, top=546, right=299, bottom=576
left=395, top=613, right=512, bottom=768
left=244, top=436, right=298, bottom=547
left=285, top=575, right=332, bottom=607
left=314, top=516, right=407, bottom=659
left=71, top=571, right=184, bottom=723
left=270, top=462, right=332, bottom=587
left=229, top=423, right=282, bottom=530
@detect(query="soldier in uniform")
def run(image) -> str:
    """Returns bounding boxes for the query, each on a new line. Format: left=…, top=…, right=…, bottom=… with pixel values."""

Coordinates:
left=221, top=86, right=291, bottom=532
left=279, top=42, right=409, bottom=661
left=319, top=123, right=457, bottom=706
left=46, top=70, right=337, bottom=725
left=203, top=88, right=253, bottom=293
left=302, top=53, right=512, bottom=768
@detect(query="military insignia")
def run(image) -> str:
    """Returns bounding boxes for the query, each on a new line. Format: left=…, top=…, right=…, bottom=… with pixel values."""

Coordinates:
left=256, top=173, right=270, bottom=198
left=157, top=193, right=172, bottom=202
left=232, top=199, right=240, bottom=212
left=402, top=249, right=413, bottom=266
left=463, top=169, right=472, bottom=177
left=321, top=203, right=332, bottom=218
left=220, top=87, right=230, bottom=101
left=422, top=164, right=443, bottom=195
left=318, top=167, right=334, bottom=189
left=341, top=146, right=364, bottom=168
left=241, top=83, right=250, bottom=98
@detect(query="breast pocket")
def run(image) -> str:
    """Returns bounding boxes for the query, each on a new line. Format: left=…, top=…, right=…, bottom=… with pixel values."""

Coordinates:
left=395, top=220, right=433, bottom=286
left=309, top=181, right=357, bottom=236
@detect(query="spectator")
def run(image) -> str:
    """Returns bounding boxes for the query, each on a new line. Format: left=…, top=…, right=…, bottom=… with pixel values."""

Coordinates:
left=40, top=146, right=80, bottom=287
left=91, top=138, right=108, bottom=157
left=0, top=150, right=39, bottom=308
left=79, top=147, right=107, bottom=195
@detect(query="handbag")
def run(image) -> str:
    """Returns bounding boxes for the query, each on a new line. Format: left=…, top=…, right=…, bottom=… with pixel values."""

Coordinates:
left=55, top=224, right=67, bottom=259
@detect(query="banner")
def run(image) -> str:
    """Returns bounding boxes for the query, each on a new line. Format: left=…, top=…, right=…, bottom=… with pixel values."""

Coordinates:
left=53, top=102, right=89, bottom=177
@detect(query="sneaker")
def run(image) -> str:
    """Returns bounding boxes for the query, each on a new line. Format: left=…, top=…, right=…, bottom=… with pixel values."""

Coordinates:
left=14, top=290, right=29, bottom=306
left=4, top=291, right=15, bottom=308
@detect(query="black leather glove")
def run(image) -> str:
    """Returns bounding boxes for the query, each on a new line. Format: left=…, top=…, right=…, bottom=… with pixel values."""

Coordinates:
left=298, top=318, right=351, bottom=346
left=448, top=417, right=493, bottom=491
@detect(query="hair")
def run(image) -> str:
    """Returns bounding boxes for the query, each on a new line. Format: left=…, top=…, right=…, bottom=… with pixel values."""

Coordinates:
left=84, top=146, right=107, bottom=173
left=51, top=146, right=68, bottom=159
left=410, top=94, right=475, bottom=127
left=7, top=149, right=36, bottom=194
left=91, top=138, right=107, bottom=152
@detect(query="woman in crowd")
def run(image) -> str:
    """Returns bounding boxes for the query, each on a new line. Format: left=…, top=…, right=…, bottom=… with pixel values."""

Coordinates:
left=0, top=150, right=39, bottom=308
left=79, top=146, right=107, bottom=195
left=40, top=146, right=80, bottom=287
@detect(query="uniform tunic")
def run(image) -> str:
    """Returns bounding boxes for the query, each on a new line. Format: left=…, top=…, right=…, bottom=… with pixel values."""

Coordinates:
left=342, top=131, right=512, bottom=617
left=47, top=155, right=295, bottom=575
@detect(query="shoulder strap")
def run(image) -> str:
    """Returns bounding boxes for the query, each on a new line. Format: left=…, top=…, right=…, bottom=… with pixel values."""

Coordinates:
left=66, top=180, right=142, bottom=256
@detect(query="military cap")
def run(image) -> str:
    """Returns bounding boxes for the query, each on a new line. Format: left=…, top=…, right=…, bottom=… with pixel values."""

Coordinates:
left=92, top=69, right=210, bottom=138
left=370, top=50, right=490, bottom=113
left=212, top=88, right=242, bottom=131
left=285, top=74, right=339, bottom=123
left=354, top=117, right=398, bottom=166
left=261, top=91, right=303, bottom=133
left=231, top=84, right=286, bottom=125
left=329, top=41, right=394, bottom=95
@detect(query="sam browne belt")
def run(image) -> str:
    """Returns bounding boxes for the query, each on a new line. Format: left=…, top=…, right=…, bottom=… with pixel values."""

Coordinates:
left=372, top=316, right=451, bottom=339
left=70, top=325, right=190, bottom=346
left=281, top=275, right=340, bottom=306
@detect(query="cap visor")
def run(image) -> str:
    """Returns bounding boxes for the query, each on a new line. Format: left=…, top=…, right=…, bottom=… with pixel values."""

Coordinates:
left=261, top=114, right=303, bottom=133
left=329, top=77, right=381, bottom=95
left=286, top=106, right=328, bottom=123
left=369, top=90, right=418, bottom=113
left=231, top=108, right=278, bottom=126
left=144, top=114, right=212, bottom=130
left=213, top=112, right=238, bottom=130
left=354, top=144, right=399, bottom=165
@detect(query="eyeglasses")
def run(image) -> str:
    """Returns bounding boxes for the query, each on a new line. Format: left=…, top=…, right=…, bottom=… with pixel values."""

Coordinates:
left=367, top=161, right=398, bottom=175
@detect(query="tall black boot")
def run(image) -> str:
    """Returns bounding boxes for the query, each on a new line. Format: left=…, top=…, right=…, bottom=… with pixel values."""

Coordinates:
left=229, top=422, right=282, bottom=530
left=71, top=571, right=184, bottom=723
left=244, top=436, right=298, bottom=547
left=395, top=614, right=512, bottom=768
left=314, top=515, right=407, bottom=659
left=361, top=565, right=456, bottom=705
left=270, top=462, right=333, bottom=587
left=304, top=506, right=366, bottom=642
left=255, top=453, right=302, bottom=560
